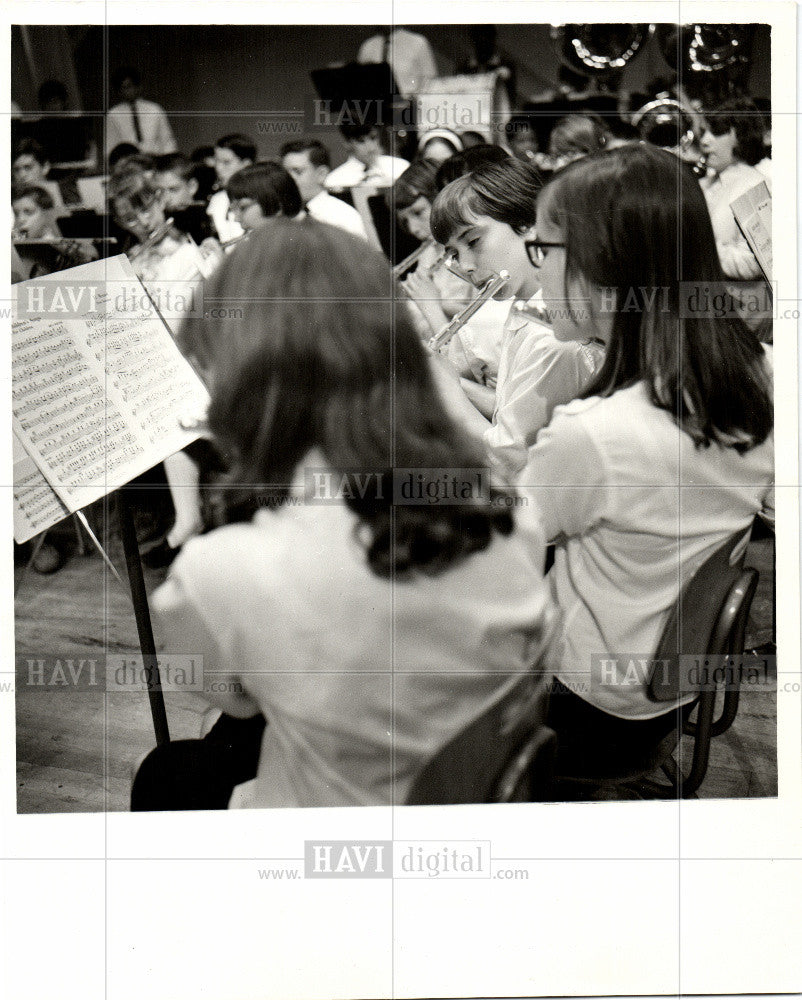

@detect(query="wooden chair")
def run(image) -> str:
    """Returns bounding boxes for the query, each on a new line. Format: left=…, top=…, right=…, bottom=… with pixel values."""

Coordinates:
left=406, top=668, right=556, bottom=805
left=553, top=531, right=760, bottom=799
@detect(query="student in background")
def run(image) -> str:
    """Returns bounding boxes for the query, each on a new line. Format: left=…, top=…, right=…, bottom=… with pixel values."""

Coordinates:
left=280, top=139, right=367, bottom=237
left=547, top=113, right=611, bottom=170
left=517, top=144, right=773, bottom=763
left=428, top=158, right=605, bottom=484
left=225, top=161, right=303, bottom=234
left=324, top=123, right=409, bottom=191
left=131, top=218, right=554, bottom=810
left=105, top=66, right=177, bottom=158
left=12, top=185, right=58, bottom=241
left=418, top=129, right=463, bottom=166
left=154, top=152, right=214, bottom=244
left=12, top=139, right=63, bottom=212
left=207, top=133, right=256, bottom=242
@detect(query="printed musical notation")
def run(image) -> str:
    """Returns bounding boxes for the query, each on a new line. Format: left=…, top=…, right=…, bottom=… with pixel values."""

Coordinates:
left=11, top=255, right=210, bottom=541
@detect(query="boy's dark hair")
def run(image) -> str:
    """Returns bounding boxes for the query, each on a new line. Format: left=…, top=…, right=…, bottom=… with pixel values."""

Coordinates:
left=108, top=142, right=140, bottom=170
left=280, top=139, right=331, bottom=169
left=12, top=185, right=55, bottom=210
left=226, top=161, right=303, bottom=219
left=434, top=143, right=510, bottom=190
left=340, top=121, right=380, bottom=142
left=111, top=152, right=155, bottom=176
left=191, top=145, right=214, bottom=163
left=154, top=152, right=194, bottom=180
left=215, top=133, right=257, bottom=163
left=430, top=158, right=541, bottom=243
left=706, top=97, right=767, bottom=166
left=13, top=137, right=48, bottom=166
left=386, top=158, right=439, bottom=213
left=111, top=66, right=141, bottom=91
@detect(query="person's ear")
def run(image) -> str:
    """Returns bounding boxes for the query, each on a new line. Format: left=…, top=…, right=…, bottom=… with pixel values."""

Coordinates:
left=188, top=177, right=199, bottom=198
left=314, top=165, right=328, bottom=185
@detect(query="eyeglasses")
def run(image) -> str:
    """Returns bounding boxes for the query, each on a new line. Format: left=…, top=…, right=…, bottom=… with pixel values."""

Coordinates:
left=524, top=237, right=565, bottom=267
left=228, top=197, right=257, bottom=217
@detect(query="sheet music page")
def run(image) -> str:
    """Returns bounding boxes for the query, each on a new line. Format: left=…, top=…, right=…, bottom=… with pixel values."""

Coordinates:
left=11, top=255, right=209, bottom=512
left=11, top=431, right=70, bottom=544
left=731, top=179, right=773, bottom=282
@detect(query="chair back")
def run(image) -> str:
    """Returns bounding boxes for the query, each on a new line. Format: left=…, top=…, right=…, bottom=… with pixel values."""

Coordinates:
left=405, top=668, right=555, bottom=805
left=649, top=530, right=750, bottom=702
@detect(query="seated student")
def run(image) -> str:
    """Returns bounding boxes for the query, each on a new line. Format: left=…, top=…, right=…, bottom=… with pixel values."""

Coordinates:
left=547, top=113, right=611, bottom=171
left=108, top=141, right=140, bottom=173
left=225, top=161, right=303, bottom=234
left=13, top=138, right=63, bottom=210
left=324, top=122, right=410, bottom=190
left=12, top=185, right=98, bottom=279
left=109, top=166, right=213, bottom=555
left=429, top=159, right=605, bottom=484
left=516, top=145, right=774, bottom=764
left=280, top=139, right=367, bottom=237
left=208, top=133, right=256, bottom=242
left=130, top=218, right=555, bottom=810
left=154, top=152, right=214, bottom=244
left=390, top=158, right=509, bottom=387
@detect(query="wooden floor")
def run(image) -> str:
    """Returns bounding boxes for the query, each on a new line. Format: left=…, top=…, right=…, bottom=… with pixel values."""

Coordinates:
left=14, top=528, right=777, bottom=813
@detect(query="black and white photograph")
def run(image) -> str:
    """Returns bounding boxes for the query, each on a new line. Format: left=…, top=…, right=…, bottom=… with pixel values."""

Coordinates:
left=2, top=2, right=801, bottom=998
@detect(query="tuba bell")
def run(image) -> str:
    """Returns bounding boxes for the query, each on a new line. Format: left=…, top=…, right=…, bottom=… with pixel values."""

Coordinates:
left=655, top=23, right=753, bottom=75
left=550, top=23, right=652, bottom=76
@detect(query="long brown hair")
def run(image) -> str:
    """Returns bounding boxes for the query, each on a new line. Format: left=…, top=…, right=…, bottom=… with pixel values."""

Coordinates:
left=180, top=218, right=513, bottom=576
left=537, top=144, right=772, bottom=452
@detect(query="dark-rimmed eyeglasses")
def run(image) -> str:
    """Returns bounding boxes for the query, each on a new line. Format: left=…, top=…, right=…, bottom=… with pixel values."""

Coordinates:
left=525, top=238, right=565, bottom=266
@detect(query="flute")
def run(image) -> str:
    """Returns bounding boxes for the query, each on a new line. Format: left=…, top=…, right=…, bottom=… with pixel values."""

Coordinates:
left=393, top=239, right=435, bottom=280
left=428, top=270, right=510, bottom=353
left=220, top=230, right=252, bottom=250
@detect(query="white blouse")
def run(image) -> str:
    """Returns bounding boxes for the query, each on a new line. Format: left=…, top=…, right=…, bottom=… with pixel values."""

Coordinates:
left=154, top=457, right=554, bottom=807
left=517, top=372, right=774, bottom=720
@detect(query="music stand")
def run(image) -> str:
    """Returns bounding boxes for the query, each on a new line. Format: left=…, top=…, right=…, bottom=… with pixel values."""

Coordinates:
left=310, top=60, right=414, bottom=154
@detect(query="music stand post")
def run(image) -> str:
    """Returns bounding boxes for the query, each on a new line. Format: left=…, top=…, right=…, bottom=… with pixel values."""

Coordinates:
left=117, top=486, right=170, bottom=746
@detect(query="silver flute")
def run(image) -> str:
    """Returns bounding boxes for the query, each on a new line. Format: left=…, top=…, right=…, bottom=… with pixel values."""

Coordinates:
left=428, top=270, right=510, bottom=352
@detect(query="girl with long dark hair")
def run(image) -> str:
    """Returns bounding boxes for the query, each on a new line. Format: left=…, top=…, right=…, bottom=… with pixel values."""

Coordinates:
left=132, top=218, right=554, bottom=809
left=518, top=144, right=773, bottom=761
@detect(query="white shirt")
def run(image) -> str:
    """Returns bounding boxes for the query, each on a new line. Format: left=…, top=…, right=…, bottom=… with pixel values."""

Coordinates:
left=105, top=98, right=177, bottom=156
left=206, top=189, right=243, bottom=243
left=306, top=189, right=367, bottom=238
left=357, top=28, right=438, bottom=98
left=153, top=458, right=553, bottom=808
left=701, top=160, right=769, bottom=280
left=484, top=299, right=605, bottom=484
left=324, top=154, right=410, bottom=191
left=517, top=369, right=774, bottom=721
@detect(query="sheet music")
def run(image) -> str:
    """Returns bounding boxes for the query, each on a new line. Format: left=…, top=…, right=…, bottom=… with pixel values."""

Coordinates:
left=11, top=431, right=69, bottom=544
left=731, top=179, right=772, bottom=284
left=12, top=255, right=209, bottom=514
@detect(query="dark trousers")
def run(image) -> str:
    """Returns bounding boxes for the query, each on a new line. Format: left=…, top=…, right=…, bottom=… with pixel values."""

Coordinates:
left=130, top=713, right=266, bottom=811
left=547, top=677, right=693, bottom=776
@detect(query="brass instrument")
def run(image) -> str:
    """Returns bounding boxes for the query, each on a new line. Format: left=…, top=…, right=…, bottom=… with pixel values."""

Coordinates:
left=655, top=23, right=752, bottom=75
left=428, top=270, right=510, bottom=352
left=632, top=97, right=708, bottom=176
left=550, top=23, right=652, bottom=76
